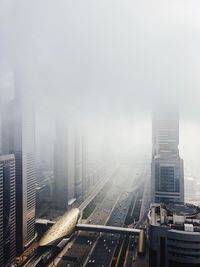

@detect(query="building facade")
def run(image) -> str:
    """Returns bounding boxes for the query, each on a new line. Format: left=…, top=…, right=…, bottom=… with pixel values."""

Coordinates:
left=2, top=88, right=36, bottom=253
left=151, top=107, right=184, bottom=203
left=36, top=170, right=54, bottom=218
left=0, top=154, right=16, bottom=266
left=74, top=129, right=83, bottom=200
left=149, top=203, right=200, bottom=267
left=54, top=122, right=75, bottom=211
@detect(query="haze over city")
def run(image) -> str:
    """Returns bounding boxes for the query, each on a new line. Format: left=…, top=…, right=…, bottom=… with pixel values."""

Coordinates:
left=1, top=0, right=200, bottom=175
left=0, top=1, right=200, bottom=267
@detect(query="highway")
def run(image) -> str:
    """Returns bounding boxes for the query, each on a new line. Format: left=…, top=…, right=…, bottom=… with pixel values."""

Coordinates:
left=85, top=167, right=135, bottom=267
left=79, top=166, right=120, bottom=212
left=53, top=166, right=130, bottom=267
left=124, top=172, right=150, bottom=267
left=53, top=164, right=144, bottom=267
left=49, top=170, right=125, bottom=266
left=20, top=163, right=146, bottom=267
left=18, top=167, right=118, bottom=267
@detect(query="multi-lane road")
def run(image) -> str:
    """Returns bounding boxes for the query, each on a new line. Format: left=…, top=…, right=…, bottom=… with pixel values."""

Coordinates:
left=53, top=164, right=145, bottom=267
left=19, top=163, right=147, bottom=267
left=18, top=167, right=118, bottom=267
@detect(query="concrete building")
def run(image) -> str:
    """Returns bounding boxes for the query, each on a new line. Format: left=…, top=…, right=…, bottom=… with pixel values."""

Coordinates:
left=81, top=132, right=88, bottom=196
left=152, top=108, right=180, bottom=157
left=2, top=85, right=36, bottom=253
left=0, top=118, right=2, bottom=154
left=151, top=107, right=184, bottom=203
left=149, top=203, right=200, bottom=267
left=36, top=170, right=54, bottom=218
left=0, top=154, right=16, bottom=266
left=36, top=133, right=54, bottom=173
left=53, top=121, right=75, bottom=211
left=74, top=129, right=83, bottom=200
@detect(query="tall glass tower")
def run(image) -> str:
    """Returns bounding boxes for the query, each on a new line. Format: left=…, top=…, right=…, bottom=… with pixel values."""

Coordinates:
left=0, top=154, right=16, bottom=266
left=2, top=83, right=36, bottom=253
left=151, top=107, right=184, bottom=203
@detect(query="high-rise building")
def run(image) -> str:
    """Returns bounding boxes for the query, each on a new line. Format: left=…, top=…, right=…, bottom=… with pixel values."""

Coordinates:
left=149, top=203, right=200, bottom=267
left=0, top=118, right=2, bottom=154
left=152, top=108, right=180, bottom=157
left=74, top=129, right=83, bottom=200
left=151, top=107, right=184, bottom=203
left=36, top=133, right=54, bottom=173
left=81, top=132, right=88, bottom=196
left=54, top=121, right=75, bottom=211
left=36, top=170, right=54, bottom=218
left=0, top=154, right=16, bottom=266
left=2, top=84, right=36, bottom=253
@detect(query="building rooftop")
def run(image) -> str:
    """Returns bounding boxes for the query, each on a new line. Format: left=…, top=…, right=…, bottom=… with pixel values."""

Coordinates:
left=149, top=203, right=200, bottom=231
left=166, top=203, right=200, bottom=216
left=0, top=154, right=15, bottom=161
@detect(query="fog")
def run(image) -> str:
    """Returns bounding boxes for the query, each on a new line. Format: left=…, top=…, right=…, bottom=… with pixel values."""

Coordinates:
left=0, top=0, right=200, bottom=176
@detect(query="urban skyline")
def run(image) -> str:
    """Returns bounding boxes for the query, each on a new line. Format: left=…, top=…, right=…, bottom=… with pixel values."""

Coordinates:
left=1, top=1, right=200, bottom=267
left=0, top=83, right=198, bottom=267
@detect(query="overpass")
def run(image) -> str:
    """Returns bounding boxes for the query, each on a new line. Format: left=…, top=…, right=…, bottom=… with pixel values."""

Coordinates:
left=76, top=224, right=141, bottom=235
left=36, top=218, right=55, bottom=227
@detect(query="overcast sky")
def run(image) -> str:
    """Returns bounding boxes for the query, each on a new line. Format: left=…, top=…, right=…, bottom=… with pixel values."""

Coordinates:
left=0, top=0, right=200, bottom=175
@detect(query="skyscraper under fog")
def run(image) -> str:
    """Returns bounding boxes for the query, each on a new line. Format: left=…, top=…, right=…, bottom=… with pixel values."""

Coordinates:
left=74, top=129, right=83, bottom=199
left=2, top=83, right=36, bottom=253
left=151, top=107, right=184, bottom=203
left=0, top=154, right=16, bottom=266
left=54, top=121, right=75, bottom=210
left=74, top=129, right=88, bottom=199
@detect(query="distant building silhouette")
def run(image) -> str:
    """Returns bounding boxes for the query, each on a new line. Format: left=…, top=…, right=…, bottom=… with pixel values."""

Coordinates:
left=74, top=129, right=83, bottom=200
left=151, top=107, right=184, bottom=203
left=53, top=121, right=75, bottom=210
left=81, top=132, right=88, bottom=196
left=0, top=154, right=16, bottom=266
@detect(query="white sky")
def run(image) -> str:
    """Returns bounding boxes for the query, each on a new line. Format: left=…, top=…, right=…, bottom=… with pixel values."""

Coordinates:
left=0, top=0, right=200, bottom=176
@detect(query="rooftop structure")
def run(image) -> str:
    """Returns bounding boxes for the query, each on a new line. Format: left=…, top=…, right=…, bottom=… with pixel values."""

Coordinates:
left=149, top=203, right=200, bottom=267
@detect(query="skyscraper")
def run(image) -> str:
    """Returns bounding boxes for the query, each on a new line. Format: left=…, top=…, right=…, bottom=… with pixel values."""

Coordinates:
left=74, top=129, right=83, bottom=200
left=151, top=107, right=184, bottom=203
left=2, top=83, right=36, bottom=253
left=0, top=154, right=16, bottom=266
left=54, top=121, right=75, bottom=211
left=81, top=132, right=87, bottom=196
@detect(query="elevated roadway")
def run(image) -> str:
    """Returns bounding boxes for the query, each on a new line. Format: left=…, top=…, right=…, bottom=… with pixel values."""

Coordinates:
left=76, top=224, right=140, bottom=235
